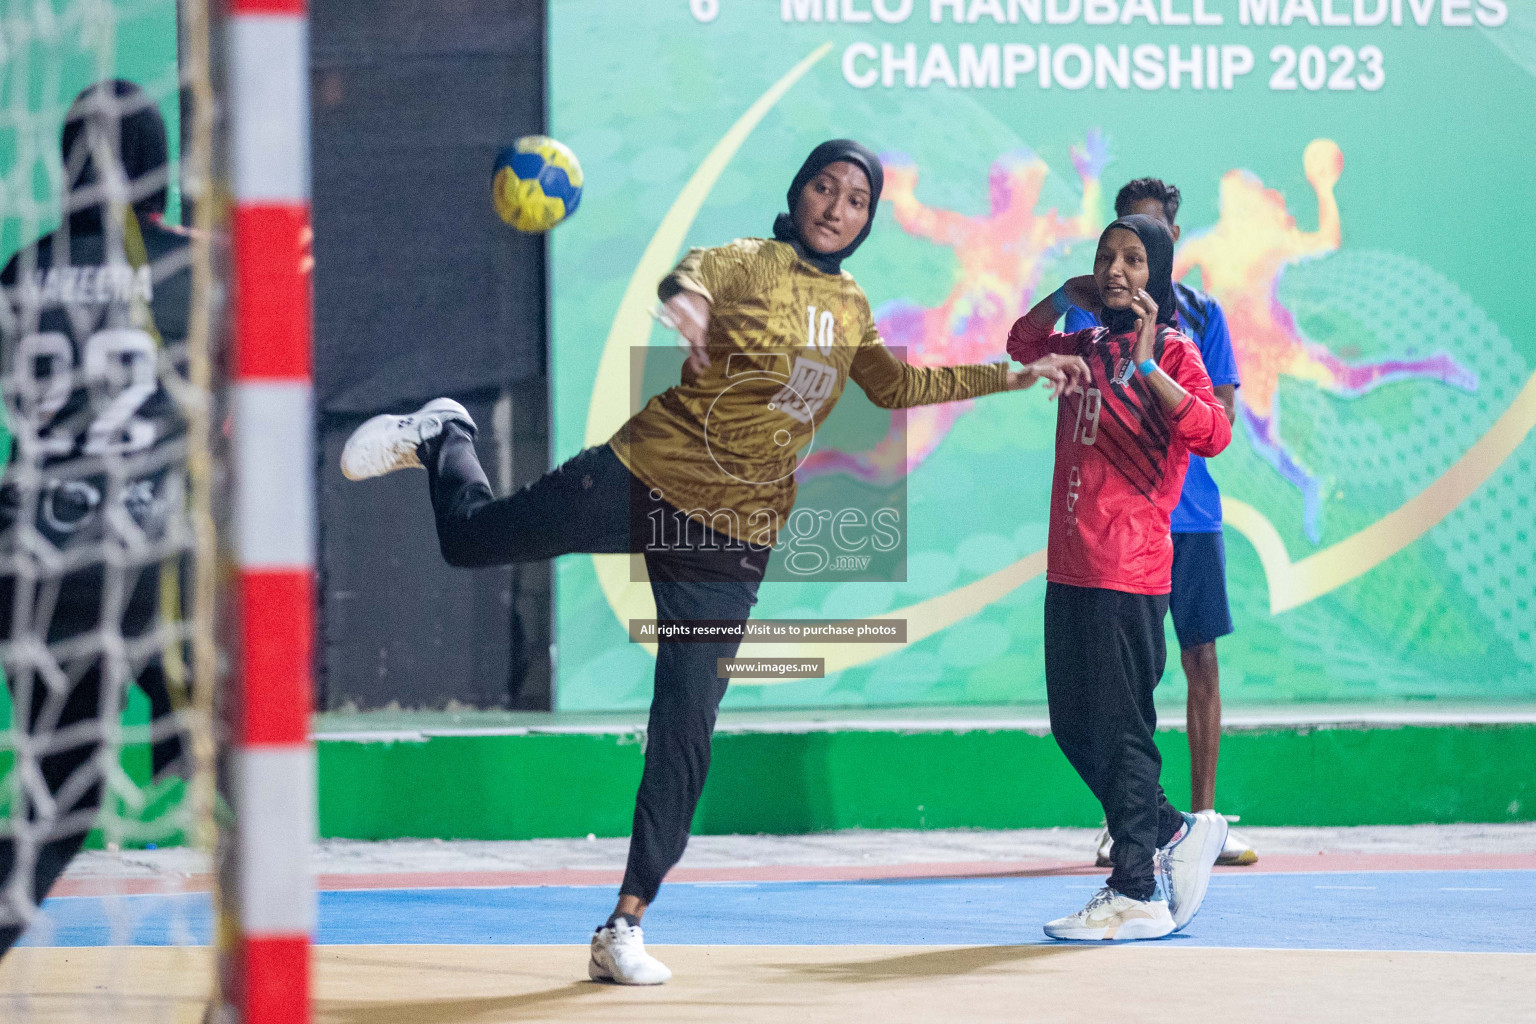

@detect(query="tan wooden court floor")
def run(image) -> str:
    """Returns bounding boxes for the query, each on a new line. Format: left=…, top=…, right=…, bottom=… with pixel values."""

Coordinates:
left=1, top=943, right=1528, bottom=1023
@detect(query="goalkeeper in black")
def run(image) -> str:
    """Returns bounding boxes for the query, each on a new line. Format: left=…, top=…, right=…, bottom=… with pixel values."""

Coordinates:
left=0, top=80, right=192, bottom=957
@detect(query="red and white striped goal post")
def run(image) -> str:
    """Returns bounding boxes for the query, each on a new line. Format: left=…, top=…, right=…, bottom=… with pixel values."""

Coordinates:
left=227, top=0, right=315, bottom=1019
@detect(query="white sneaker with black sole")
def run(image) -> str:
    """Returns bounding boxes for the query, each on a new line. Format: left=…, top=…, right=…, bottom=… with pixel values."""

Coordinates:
left=589, top=918, right=671, bottom=985
left=340, top=398, right=475, bottom=481
left=1157, top=808, right=1229, bottom=931
left=1043, top=884, right=1174, bottom=941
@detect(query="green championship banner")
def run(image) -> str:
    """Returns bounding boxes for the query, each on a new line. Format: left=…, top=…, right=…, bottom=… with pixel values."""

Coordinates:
left=549, top=0, right=1535, bottom=711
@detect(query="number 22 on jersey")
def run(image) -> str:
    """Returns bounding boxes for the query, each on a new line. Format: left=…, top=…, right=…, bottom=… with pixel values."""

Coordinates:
left=16, top=328, right=159, bottom=457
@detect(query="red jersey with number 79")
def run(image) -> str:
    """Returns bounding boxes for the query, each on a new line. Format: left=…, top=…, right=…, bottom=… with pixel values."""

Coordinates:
left=1006, top=319, right=1232, bottom=595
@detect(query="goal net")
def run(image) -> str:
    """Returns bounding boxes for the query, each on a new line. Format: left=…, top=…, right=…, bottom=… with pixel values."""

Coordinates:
left=0, top=0, right=223, bottom=1019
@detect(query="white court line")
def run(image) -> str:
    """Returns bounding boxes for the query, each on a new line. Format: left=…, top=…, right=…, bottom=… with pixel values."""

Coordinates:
left=1314, top=885, right=1378, bottom=890
left=310, top=704, right=1536, bottom=742
left=1210, top=868, right=1536, bottom=877
left=576, top=943, right=1535, bottom=956
left=1440, top=887, right=1503, bottom=891
left=1074, top=945, right=1536, bottom=957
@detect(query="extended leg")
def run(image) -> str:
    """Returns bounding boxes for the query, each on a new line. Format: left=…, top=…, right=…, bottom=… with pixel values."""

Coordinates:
left=1293, top=345, right=1478, bottom=397
left=1240, top=404, right=1324, bottom=542
left=342, top=399, right=637, bottom=566
left=424, top=424, right=634, bottom=567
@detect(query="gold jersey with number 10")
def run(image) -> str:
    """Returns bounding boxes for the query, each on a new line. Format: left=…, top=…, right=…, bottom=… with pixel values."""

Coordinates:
left=608, top=238, right=1009, bottom=546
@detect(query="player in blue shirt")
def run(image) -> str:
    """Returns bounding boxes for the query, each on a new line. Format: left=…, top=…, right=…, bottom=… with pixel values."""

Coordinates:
left=1064, top=178, right=1255, bottom=867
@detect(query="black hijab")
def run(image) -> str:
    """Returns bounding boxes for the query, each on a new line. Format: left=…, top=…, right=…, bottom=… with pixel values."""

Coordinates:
left=61, top=79, right=169, bottom=236
left=772, top=139, right=883, bottom=275
left=1098, top=214, right=1179, bottom=335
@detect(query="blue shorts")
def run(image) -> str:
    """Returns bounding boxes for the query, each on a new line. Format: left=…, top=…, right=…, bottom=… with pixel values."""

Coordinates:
left=1170, top=531, right=1234, bottom=651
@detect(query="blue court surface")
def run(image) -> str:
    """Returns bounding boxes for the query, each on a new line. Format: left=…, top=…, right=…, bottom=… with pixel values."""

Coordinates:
left=26, top=869, right=1534, bottom=954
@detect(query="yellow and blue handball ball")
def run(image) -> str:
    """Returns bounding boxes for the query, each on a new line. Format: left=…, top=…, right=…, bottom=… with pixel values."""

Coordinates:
left=491, top=135, right=583, bottom=233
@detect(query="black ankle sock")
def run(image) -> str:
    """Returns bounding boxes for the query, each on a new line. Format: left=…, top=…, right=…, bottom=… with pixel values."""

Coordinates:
left=602, top=912, right=641, bottom=931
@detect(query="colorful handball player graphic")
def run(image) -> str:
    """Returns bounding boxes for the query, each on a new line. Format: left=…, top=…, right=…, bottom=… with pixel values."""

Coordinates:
left=798, top=131, right=1109, bottom=484
left=1175, top=139, right=1478, bottom=542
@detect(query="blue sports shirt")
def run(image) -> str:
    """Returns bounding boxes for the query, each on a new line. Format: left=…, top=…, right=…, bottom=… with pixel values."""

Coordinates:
left=1064, top=281, right=1240, bottom=533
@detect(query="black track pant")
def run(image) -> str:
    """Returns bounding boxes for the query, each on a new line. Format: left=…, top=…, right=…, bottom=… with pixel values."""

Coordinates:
left=425, top=425, right=768, bottom=904
left=1044, top=582, right=1185, bottom=901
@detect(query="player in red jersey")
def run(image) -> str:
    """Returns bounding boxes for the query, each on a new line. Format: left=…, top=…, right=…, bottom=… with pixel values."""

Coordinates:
left=1006, top=214, right=1232, bottom=941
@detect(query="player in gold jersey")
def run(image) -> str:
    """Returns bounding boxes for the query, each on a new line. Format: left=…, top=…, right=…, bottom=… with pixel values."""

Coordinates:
left=342, top=139, right=1089, bottom=984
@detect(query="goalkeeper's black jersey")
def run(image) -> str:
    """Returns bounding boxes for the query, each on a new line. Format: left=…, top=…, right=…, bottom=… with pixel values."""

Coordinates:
left=0, top=218, right=192, bottom=643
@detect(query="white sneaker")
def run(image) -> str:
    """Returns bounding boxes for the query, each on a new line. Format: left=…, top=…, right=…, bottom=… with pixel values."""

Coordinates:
left=340, top=398, right=475, bottom=481
left=1093, top=826, right=1113, bottom=867
left=1156, top=809, right=1229, bottom=931
left=589, top=918, right=671, bottom=985
left=1043, top=885, right=1174, bottom=941
left=1217, top=823, right=1258, bottom=866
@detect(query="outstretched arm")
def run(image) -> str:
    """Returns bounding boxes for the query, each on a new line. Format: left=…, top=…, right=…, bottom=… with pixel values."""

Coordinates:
left=1295, top=139, right=1343, bottom=257
left=847, top=333, right=1006, bottom=409
left=882, top=155, right=974, bottom=247
left=1067, top=129, right=1109, bottom=236
left=1041, top=131, right=1110, bottom=240
left=851, top=327, right=1087, bottom=409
